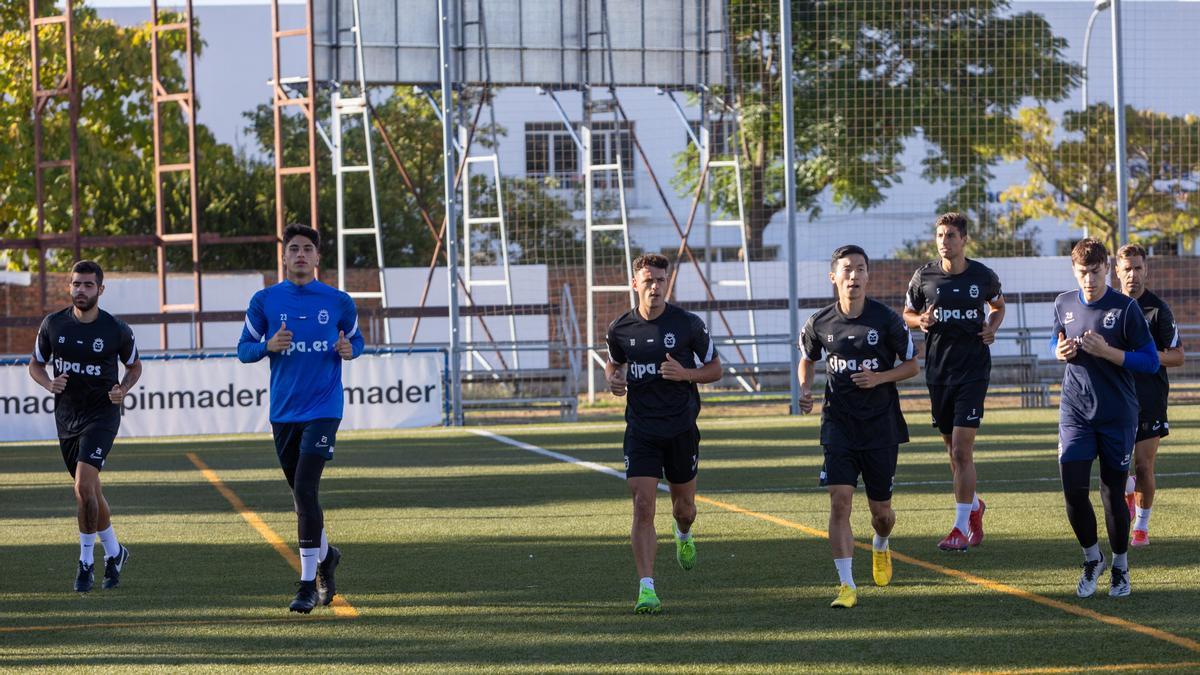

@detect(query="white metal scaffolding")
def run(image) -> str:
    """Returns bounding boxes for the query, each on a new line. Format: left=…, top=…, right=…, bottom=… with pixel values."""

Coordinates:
left=583, top=124, right=634, bottom=403
left=332, top=0, right=390, bottom=342
left=461, top=146, right=519, bottom=371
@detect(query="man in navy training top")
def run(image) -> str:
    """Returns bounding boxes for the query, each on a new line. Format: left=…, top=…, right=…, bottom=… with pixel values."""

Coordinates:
left=238, top=224, right=364, bottom=613
left=28, top=260, right=140, bottom=593
left=799, top=245, right=918, bottom=609
left=605, top=253, right=722, bottom=614
left=904, top=212, right=1005, bottom=552
left=1053, top=238, right=1158, bottom=598
left=1113, top=244, right=1184, bottom=548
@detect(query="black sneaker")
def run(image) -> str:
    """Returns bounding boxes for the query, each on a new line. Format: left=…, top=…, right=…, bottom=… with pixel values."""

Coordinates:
left=317, top=546, right=341, bottom=606
left=102, top=545, right=130, bottom=590
left=74, top=562, right=94, bottom=593
left=289, top=580, right=319, bottom=614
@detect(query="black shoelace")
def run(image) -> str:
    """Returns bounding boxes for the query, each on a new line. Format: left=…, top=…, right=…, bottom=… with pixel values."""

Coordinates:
left=1081, top=558, right=1102, bottom=582
left=1111, top=567, right=1128, bottom=586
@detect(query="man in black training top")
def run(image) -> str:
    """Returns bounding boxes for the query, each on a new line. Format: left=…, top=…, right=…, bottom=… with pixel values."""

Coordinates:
left=799, top=245, right=918, bottom=609
left=605, top=254, right=722, bottom=614
left=904, top=212, right=1005, bottom=552
left=28, top=260, right=141, bottom=593
left=1114, top=244, right=1185, bottom=548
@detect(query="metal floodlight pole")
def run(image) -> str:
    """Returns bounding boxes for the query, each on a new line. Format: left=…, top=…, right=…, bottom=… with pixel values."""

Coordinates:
left=779, top=0, right=801, bottom=415
left=438, top=0, right=464, bottom=425
left=1110, top=0, right=1130, bottom=247
left=1080, top=0, right=1110, bottom=109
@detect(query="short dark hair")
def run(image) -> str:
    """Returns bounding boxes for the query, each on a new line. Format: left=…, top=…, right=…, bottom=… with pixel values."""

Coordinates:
left=830, top=244, right=869, bottom=271
left=935, top=212, right=968, bottom=236
left=633, top=254, right=670, bottom=273
left=1117, top=243, right=1148, bottom=260
left=71, top=260, right=104, bottom=285
left=283, top=223, right=320, bottom=249
left=1071, top=237, right=1108, bottom=267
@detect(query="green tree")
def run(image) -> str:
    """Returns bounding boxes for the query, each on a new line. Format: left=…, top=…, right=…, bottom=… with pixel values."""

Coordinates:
left=1, top=1, right=276, bottom=272
left=673, top=1, right=1080, bottom=260
left=1000, top=104, right=1200, bottom=254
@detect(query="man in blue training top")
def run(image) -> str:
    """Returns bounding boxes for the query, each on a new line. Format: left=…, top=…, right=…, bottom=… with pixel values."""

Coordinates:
left=1053, top=238, right=1158, bottom=599
left=238, top=223, right=364, bottom=613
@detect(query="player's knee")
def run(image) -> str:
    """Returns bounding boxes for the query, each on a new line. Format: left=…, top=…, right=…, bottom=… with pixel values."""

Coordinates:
left=672, top=501, right=696, bottom=524
left=949, top=442, right=973, bottom=465
left=829, top=494, right=853, bottom=519
left=631, top=493, right=656, bottom=521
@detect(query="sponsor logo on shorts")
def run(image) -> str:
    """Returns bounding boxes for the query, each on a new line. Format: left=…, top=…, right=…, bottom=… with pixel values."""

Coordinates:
left=866, top=329, right=879, bottom=346
left=58, top=336, right=66, bottom=343
left=966, top=408, right=980, bottom=421
left=664, top=332, right=676, bottom=348
left=90, top=447, right=104, bottom=460
left=316, top=435, right=329, bottom=448
left=92, top=338, right=104, bottom=353
left=1152, top=421, right=1161, bottom=431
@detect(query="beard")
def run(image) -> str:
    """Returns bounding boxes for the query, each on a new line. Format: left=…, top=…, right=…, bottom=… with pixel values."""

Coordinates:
left=73, top=295, right=97, bottom=312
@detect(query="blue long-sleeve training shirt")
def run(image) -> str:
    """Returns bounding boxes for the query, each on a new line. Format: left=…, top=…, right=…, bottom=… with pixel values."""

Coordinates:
left=237, top=279, right=365, bottom=423
left=1052, top=287, right=1158, bottom=425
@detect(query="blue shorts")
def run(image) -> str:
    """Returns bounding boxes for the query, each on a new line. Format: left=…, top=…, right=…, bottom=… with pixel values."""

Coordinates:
left=1058, top=417, right=1134, bottom=471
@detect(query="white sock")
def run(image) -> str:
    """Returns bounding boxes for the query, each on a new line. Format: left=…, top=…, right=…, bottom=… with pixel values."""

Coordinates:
left=639, top=576, right=655, bottom=591
left=300, top=547, right=319, bottom=581
left=79, top=532, right=96, bottom=565
left=1134, top=507, right=1151, bottom=531
left=1113, top=552, right=1128, bottom=570
left=872, top=534, right=889, bottom=552
left=1125, top=475, right=1136, bottom=495
left=319, top=529, right=329, bottom=563
left=971, top=494, right=981, bottom=511
left=954, top=503, right=972, bottom=533
left=1083, top=544, right=1102, bottom=563
left=97, top=526, right=119, bottom=559
left=834, top=557, right=855, bottom=588
left=674, top=523, right=692, bottom=542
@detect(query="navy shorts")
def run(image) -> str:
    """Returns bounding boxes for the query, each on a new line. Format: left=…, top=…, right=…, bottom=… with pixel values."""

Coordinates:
left=1058, top=417, right=1134, bottom=471
left=928, top=380, right=988, bottom=436
left=623, top=425, right=700, bottom=484
left=272, top=418, right=340, bottom=477
left=820, top=444, right=899, bottom=502
left=59, top=424, right=118, bottom=478
left=1135, top=411, right=1169, bottom=443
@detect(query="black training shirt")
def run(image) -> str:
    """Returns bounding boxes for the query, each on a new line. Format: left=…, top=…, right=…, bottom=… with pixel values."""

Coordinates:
left=1132, top=289, right=1180, bottom=415
left=905, top=259, right=1002, bottom=385
left=800, top=299, right=914, bottom=449
left=606, top=303, right=717, bottom=438
left=34, top=308, right=138, bottom=437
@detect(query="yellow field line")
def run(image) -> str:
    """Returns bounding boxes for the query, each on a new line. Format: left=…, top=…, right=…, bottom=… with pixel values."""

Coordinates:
left=185, top=452, right=358, bottom=619
left=0, top=615, right=338, bottom=635
left=965, top=662, right=1200, bottom=674
left=695, top=494, right=1200, bottom=654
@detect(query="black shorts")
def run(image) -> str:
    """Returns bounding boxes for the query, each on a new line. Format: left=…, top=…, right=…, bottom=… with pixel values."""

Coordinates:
left=820, top=444, right=899, bottom=502
left=59, top=424, right=118, bottom=478
left=928, top=380, right=989, bottom=436
left=623, top=425, right=700, bottom=484
left=272, top=418, right=340, bottom=482
left=1135, top=413, right=1169, bottom=443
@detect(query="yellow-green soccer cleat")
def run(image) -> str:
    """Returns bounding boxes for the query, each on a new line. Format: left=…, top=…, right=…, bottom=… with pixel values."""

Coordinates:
left=872, top=548, right=892, bottom=587
left=634, top=585, right=662, bottom=614
left=830, top=583, right=857, bottom=608
left=675, top=533, right=697, bottom=571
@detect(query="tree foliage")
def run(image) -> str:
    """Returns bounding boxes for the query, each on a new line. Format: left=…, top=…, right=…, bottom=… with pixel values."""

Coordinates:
left=674, top=0, right=1081, bottom=260
left=1000, top=104, right=1200, bottom=254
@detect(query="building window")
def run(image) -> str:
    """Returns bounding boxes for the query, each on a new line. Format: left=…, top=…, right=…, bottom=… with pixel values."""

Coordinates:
left=686, top=120, right=737, bottom=156
left=525, top=121, right=634, bottom=190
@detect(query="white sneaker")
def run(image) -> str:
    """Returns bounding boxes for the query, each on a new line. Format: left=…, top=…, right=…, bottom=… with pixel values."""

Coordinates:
left=1109, top=566, right=1131, bottom=597
left=1077, top=557, right=1106, bottom=598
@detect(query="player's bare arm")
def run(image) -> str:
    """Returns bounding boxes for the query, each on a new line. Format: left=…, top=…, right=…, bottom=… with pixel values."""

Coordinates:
left=605, top=358, right=628, bottom=396
left=659, top=353, right=722, bottom=384
left=29, top=360, right=68, bottom=394
left=797, top=358, right=815, bottom=414
left=850, top=357, right=919, bottom=389
left=979, top=295, right=1006, bottom=345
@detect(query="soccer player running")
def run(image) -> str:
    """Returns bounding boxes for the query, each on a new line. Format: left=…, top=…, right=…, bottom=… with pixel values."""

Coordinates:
left=1053, top=238, right=1159, bottom=598
left=28, top=260, right=140, bottom=592
left=1114, top=244, right=1184, bottom=548
left=604, top=254, right=722, bottom=614
left=903, top=213, right=1005, bottom=551
left=799, top=245, right=918, bottom=609
left=238, top=224, right=364, bottom=613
